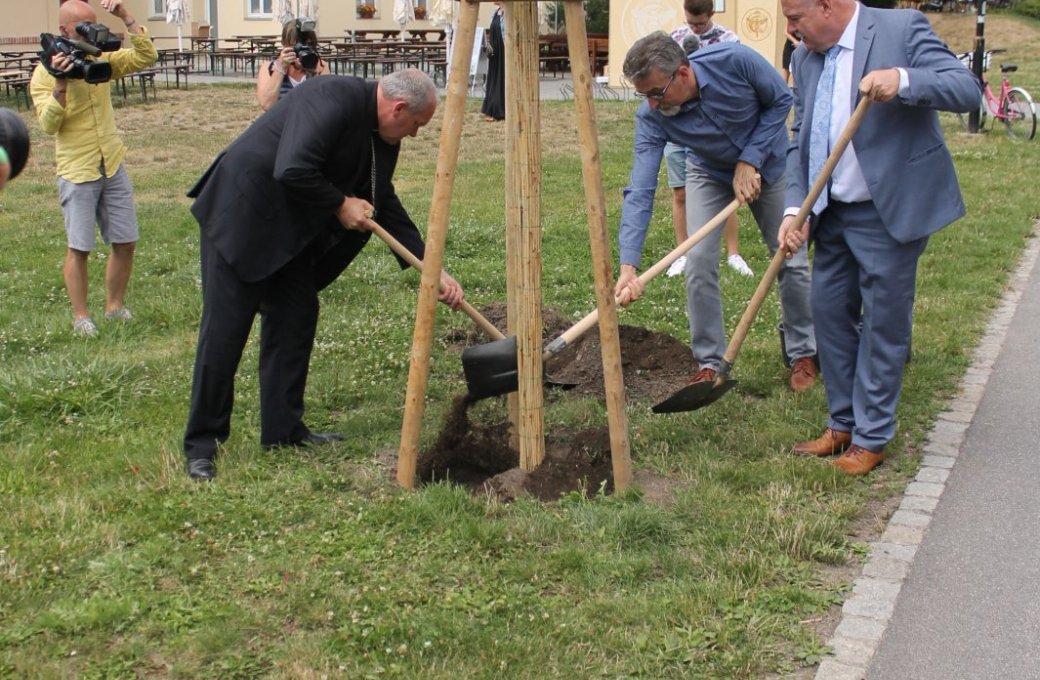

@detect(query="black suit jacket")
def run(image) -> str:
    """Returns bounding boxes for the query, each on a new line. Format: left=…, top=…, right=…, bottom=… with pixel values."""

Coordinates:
left=188, top=76, right=425, bottom=285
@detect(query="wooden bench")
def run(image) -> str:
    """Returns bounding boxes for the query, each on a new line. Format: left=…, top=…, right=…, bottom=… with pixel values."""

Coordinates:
left=2, top=75, right=31, bottom=110
left=116, top=68, right=158, bottom=102
left=158, top=62, right=191, bottom=89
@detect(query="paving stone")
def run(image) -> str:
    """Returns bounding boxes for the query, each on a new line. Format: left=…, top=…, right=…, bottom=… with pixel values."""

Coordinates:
left=961, top=368, right=990, bottom=385
left=842, top=595, right=895, bottom=620
left=829, top=635, right=878, bottom=667
left=852, top=577, right=902, bottom=602
left=938, top=409, right=972, bottom=423
left=880, top=523, right=925, bottom=546
left=905, top=481, right=944, bottom=498
left=922, top=441, right=959, bottom=458
left=870, top=541, right=918, bottom=562
left=957, top=383, right=984, bottom=401
left=929, top=420, right=969, bottom=443
left=833, top=614, right=886, bottom=642
left=915, top=467, right=949, bottom=484
left=899, top=495, right=939, bottom=513
left=889, top=509, right=930, bottom=528
left=946, top=398, right=978, bottom=416
left=815, top=658, right=866, bottom=680
left=862, top=555, right=911, bottom=581
left=921, top=455, right=954, bottom=469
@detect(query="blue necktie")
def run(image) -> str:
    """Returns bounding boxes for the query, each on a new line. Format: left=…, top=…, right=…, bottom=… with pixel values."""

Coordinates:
left=809, top=45, right=841, bottom=216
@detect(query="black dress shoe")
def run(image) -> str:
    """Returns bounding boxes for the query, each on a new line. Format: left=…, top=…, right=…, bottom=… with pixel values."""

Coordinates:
left=186, top=458, right=216, bottom=480
left=301, top=431, right=344, bottom=446
left=263, top=431, right=344, bottom=450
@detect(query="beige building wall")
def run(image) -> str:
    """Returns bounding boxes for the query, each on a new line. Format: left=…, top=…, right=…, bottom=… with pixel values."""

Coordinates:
left=0, top=0, right=487, bottom=50
left=607, top=0, right=787, bottom=86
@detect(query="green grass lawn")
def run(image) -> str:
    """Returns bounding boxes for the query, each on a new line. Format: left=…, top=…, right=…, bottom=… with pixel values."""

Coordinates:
left=1, top=14, right=1038, bottom=678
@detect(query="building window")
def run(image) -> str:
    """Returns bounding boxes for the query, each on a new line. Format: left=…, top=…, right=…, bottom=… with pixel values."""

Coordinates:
left=152, top=0, right=165, bottom=17
left=249, top=0, right=273, bottom=17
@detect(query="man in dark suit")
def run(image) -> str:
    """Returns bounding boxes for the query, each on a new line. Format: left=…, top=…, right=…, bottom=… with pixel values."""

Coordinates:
left=183, top=69, right=464, bottom=480
left=778, top=0, right=979, bottom=474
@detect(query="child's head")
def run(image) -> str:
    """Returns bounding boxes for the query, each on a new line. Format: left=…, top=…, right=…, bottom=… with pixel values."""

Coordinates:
left=683, top=0, right=716, bottom=35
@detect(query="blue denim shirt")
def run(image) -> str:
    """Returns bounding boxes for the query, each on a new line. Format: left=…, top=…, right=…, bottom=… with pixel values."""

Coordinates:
left=619, top=43, right=792, bottom=268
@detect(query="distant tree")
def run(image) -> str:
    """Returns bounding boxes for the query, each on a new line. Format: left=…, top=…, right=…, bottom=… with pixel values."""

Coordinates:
left=585, top=0, right=610, bottom=34
left=543, top=0, right=609, bottom=35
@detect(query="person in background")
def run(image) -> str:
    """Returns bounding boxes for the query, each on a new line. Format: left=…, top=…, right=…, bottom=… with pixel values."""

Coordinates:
left=182, top=70, right=465, bottom=481
left=29, top=0, right=157, bottom=337
left=481, top=2, right=505, bottom=122
left=778, top=0, right=979, bottom=474
left=615, top=32, right=817, bottom=394
left=664, top=0, right=751, bottom=278
left=256, top=17, right=330, bottom=111
left=782, top=29, right=801, bottom=85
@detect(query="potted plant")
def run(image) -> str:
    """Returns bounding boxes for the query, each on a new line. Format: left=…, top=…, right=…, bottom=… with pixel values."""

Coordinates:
left=413, top=5, right=427, bottom=19
left=357, top=3, right=377, bottom=18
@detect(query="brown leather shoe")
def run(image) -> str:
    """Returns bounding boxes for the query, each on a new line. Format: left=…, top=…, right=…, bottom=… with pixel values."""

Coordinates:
left=687, top=367, right=717, bottom=385
left=793, top=427, right=852, bottom=457
left=789, top=357, right=817, bottom=392
left=834, top=445, right=885, bottom=475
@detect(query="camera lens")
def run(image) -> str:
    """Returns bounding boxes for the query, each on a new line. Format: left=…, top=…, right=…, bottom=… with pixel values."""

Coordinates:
left=295, top=45, right=319, bottom=71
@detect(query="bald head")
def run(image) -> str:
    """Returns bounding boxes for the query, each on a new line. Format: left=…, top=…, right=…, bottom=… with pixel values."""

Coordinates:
left=59, top=1, right=97, bottom=36
left=780, top=0, right=855, bottom=53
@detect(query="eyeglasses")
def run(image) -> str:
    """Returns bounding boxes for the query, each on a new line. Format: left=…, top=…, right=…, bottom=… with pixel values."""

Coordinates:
left=635, top=71, right=678, bottom=101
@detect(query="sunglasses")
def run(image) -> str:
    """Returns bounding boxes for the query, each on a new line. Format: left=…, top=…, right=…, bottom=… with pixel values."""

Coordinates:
left=635, top=70, right=678, bottom=101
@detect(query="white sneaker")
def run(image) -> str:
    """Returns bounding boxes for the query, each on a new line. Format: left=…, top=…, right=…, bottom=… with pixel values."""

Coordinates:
left=727, top=253, right=754, bottom=277
left=666, top=255, right=687, bottom=278
left=104, top=307, right=134, bottom=322
left=72, top=317, right=98, bottom=337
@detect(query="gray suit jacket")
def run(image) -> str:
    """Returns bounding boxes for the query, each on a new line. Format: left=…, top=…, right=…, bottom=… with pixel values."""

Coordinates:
left=786, top=5, right=980, bottom=243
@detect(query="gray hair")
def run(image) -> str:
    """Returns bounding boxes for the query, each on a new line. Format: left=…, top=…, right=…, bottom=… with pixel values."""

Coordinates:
left=380, top=68, right=438, bottom=112
left=623, top=31, right=687, bottom=83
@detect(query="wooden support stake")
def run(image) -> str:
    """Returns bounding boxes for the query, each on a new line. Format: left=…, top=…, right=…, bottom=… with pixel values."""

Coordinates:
left=505, top=1, right=545, bottom=471
left=563, top=0, right=633, bottom=490
left=396, top=0, right=481, bottom=489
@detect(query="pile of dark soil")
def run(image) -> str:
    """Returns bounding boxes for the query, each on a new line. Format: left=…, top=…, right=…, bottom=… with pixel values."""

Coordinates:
left=415, top=395, right=614, bottom=502
left=419, top=305, right=693, bottom=501
left=445, top=302, right=694, bottom=403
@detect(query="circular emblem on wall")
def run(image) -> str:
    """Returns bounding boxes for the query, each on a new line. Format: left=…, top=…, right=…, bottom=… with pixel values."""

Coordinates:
left=620, top=0, right=680, bottom=46
left=741, top=8, right=772, bottom=42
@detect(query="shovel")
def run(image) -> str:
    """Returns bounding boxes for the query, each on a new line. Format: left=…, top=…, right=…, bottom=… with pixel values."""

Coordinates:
left=366, top=218, right=505, bottom=342
left=653, top=98, right=873, bottom=414
left=462, top=199, right=741, bottom=399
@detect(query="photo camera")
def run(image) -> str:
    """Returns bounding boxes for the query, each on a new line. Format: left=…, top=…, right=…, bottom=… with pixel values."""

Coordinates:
left=293, top=17, right=319, bottom=71
left=39, top=22, right=122, bottom=84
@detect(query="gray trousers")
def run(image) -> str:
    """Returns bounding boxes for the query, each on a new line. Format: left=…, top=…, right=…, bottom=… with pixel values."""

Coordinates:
left=684, top=162, right=815, bottom=370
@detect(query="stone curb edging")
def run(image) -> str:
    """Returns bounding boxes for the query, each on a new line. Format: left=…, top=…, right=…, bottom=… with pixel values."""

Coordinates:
left=813, top=227, right=1040, bottom=680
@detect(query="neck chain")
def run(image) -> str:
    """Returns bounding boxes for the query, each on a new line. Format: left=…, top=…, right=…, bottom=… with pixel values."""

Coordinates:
left=369, top=135, right=377, bottom=219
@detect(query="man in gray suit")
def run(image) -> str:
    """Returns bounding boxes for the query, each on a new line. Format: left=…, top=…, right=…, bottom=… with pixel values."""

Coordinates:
left=778, top=0, right=979, bottom=474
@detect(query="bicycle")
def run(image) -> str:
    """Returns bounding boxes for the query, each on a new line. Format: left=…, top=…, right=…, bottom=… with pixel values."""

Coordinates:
left=957, top=48, right=1037, bottom=140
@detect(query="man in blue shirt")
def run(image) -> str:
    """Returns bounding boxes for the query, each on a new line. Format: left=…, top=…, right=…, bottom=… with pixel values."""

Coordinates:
left=615, top=32, right=817, bottom=392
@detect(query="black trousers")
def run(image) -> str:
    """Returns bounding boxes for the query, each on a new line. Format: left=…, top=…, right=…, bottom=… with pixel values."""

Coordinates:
left=183, top=234, right=323, bottom=460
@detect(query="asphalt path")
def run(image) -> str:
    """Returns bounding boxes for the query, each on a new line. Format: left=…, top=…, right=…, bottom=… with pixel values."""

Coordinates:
left=866, top=241, right=1040, bottom=679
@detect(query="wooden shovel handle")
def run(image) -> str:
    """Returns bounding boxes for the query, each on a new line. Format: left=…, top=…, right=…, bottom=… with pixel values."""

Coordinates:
left=366, top=219, right=506, bottom=341
left=720, top=98, right=873, bottom=370
left=544, top=198, right=741, bottom=357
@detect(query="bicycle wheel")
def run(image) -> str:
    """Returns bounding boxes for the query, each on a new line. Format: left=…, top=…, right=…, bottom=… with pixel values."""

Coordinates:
left=1001, top=87, right=1037, bottom=140
left=958, top=90, right=989, bottom=132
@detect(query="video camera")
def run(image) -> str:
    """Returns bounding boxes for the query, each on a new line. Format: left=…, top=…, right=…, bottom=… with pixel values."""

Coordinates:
left=293, top=17, right=319, bottom=72
left=39, top=22, right=122, bottom=85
